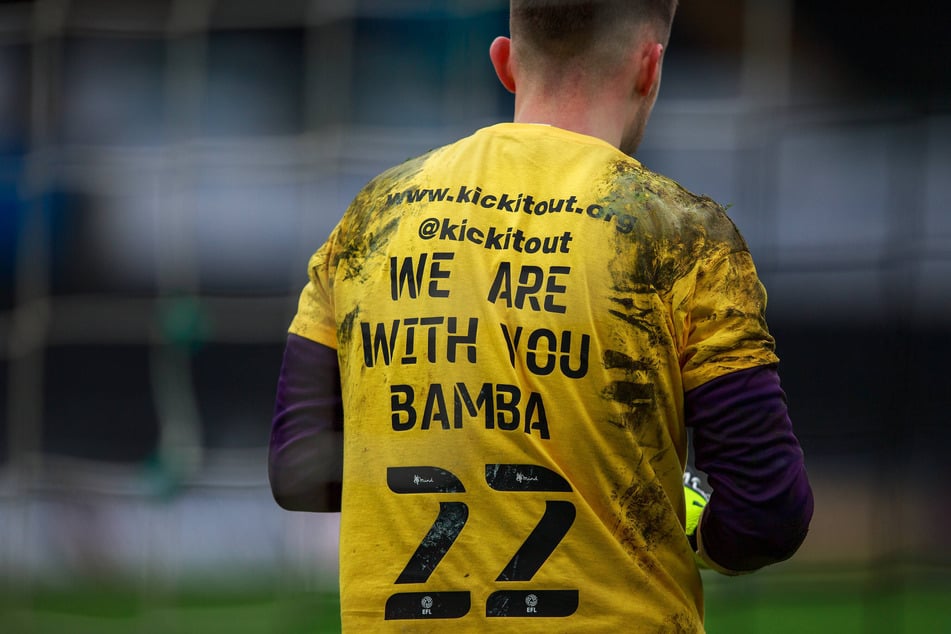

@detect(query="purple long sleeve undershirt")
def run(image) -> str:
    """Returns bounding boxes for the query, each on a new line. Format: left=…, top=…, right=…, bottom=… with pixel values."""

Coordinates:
left=685, top=365, right=814, bottom=572
left=270, top=335, right=814, bottom=571
left=269, top=333, right=343, bottom=512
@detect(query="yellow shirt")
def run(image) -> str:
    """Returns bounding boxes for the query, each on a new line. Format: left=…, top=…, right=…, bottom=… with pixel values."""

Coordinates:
left=290, top=123, right=778, bottom=632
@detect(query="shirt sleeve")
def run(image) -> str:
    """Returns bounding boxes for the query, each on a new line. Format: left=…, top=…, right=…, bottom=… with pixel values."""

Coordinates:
left=680, top=249, right=779, bottom=391
left=269, top=333, right=343, bottom=512
left=289, top=230, right=339, bottom=349
left=686, top=365, right=814, bottom=573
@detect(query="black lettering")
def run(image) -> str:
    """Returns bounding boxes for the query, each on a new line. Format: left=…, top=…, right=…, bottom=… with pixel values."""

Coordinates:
left=512, top=229, right=527, bottom=251
left=526, top=329, right=557, bottom=376
left=559, top=331, right=590, bottom=379
left=452, top=383, right=483, bottom=428
left=502, top=227, right=513, bottom=249
left=420, top=316, right=444, bottom=363
left=446, top=317, right=478, bottom=363
left=499, top=324, right=589, bottom=379
left=439, top=219, right=459, bottom=240
left=495, top=384, right=520, bottom=431
left=362, top=320, right=399, bottom=367
left=428, top=252, right=453, bottom=298
left=489, top=264, right=569, bottom=312
left=559, top=231, right=574, bottom=253
left=544, top=266, right=569, bottom=313
left=427, top=188, right=450, bottom=202
left=452, top=382, right=496, bottom=429
left=422, top=384, right=452, bottom=430
left=524, top=389, right=549, bottom=439
left=391, top=385, right=416, bottom=430
left=403, top=189, right=426, bottom=203
left=617, top=213, right=636, bottom=233
left=483, top=227, right=504, bottom=250
left=390, top=383, right=550, bottom=438
left=401, top=317, right=419, bottom=364
left=456, top=185, right=474, bottom=204
left=390, top=254, right=427, bottom=300
left=522, top=195, right=535, bottom=214
left=500, top=324, right=522, bottom=368
left=515, top=266, right=544, bottom=310
left=466, top=226, right=484, bottom=244
left=487, top=261, right=513, bottom=307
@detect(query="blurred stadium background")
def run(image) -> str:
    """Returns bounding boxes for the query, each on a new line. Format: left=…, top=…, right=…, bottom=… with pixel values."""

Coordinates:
left=0, top=0, right=949, bottom=632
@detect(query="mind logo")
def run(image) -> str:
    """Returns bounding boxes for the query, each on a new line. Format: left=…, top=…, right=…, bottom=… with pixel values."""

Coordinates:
left=515, top=471, right=539, bottom=484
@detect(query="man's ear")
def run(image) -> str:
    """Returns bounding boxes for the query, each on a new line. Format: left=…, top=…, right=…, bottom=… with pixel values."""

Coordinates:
left=490, top=36, right=517, bottom=94
left=635, top=42, right=663, bottom=97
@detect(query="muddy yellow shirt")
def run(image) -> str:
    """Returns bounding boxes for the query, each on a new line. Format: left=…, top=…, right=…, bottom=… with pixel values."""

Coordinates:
left=290, top=123, right=778, bottom=632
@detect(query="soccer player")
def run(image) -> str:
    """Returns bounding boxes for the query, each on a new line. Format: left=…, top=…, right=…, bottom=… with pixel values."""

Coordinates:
left=269, top=0, right=814, bottom=631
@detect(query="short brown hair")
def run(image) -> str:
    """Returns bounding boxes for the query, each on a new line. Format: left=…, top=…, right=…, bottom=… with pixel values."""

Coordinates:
left=511, top=0, right=677, bottom=65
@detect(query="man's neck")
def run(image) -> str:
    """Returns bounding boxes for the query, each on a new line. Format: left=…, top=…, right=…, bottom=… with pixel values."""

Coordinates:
left=512, top=84, right=636, bottom=151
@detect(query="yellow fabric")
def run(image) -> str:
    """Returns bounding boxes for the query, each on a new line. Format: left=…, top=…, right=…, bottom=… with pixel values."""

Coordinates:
left=290, top=123, right=778, bottom=632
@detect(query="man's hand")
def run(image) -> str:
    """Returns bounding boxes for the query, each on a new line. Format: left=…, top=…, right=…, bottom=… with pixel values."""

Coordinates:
left=683, top=470, right=710, bottom=557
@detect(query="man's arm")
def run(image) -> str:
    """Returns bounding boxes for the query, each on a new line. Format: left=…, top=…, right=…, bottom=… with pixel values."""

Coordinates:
left=685, top=364, right=814, bottom=574
left=269, top=333, right=343, bottom=512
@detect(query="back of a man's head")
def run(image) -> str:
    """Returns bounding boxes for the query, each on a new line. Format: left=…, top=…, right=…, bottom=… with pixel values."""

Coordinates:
left=511, top=0, right=678, bottom=70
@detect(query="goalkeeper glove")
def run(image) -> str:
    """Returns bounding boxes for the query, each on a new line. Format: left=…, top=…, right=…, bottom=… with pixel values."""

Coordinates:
left=683, top=471, right=710, bottom=557
left=683, top=470, right=757, bottom=576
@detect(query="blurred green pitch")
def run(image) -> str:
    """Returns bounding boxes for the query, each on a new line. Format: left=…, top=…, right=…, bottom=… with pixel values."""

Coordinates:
left=1, top=572, right=949, bottom=633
